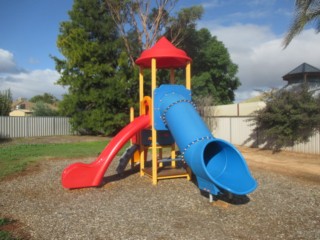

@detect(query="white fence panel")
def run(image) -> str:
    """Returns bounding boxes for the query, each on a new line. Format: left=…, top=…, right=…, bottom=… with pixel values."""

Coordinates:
left=211, top=117, right=231, bottom=142
left=0, top=117, right=72, bottom=138
left=206, top=116, right=320, bottom=155
left=230, top=117, right=256, bottom=146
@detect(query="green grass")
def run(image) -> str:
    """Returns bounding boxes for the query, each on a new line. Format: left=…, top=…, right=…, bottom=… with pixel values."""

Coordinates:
left=0, top=140, right=109, bottom=180
left=0, top=218, right=18, bottom=240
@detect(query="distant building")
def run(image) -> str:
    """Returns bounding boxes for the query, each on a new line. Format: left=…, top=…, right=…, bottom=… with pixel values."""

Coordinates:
left=9, top=109, right=34, bottom=117
left=10, top=98, right=34, bottom=116
left=9, top=98, right=58, bottom=117
left=281, top=62, right=320, bottom=97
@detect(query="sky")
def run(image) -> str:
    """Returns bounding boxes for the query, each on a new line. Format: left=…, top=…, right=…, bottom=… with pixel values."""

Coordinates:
left=0, top=0, right=319, bottom=102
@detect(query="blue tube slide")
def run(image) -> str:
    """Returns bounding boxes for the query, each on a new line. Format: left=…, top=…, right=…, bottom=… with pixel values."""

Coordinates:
left=154, top=85, right=257, bottom=195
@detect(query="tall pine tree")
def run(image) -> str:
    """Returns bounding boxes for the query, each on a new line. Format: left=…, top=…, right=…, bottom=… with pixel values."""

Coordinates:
left=53, top=0, right=137, bottom=135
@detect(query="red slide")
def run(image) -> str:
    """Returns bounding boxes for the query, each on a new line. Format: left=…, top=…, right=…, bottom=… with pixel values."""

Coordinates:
left=61, top=115, right=150, bottom=189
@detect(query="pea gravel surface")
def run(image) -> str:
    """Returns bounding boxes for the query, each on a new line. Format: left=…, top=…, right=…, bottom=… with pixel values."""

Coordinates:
left=0, top=153, right=319, bottom=239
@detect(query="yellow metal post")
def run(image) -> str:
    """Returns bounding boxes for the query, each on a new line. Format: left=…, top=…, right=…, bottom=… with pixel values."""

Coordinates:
left=186, top=62, right=191, bottom=90
left=151, top=58, right=158, bottom=185
left=129, top=107, right=134, bottom=168
left=171, top=144, right=176, bottom=167
left=130, top=107, right=134, bottom=122
left=139, top=67, right=144, bottom=115
left=139, top=66, right=145, bottom=176
left=140, top=148, right=145, bottom=176
left=159, top=147, right=163, bottom=167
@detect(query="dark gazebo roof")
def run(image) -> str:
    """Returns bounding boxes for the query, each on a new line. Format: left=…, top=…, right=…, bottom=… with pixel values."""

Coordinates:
left=282, top=63, right=320, bottom=81
left=135, top=37, right=191, bottom=69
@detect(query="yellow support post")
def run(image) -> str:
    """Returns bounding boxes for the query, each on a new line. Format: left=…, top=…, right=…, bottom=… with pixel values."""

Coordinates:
left=139, top=66, right=145, bottom=176
left=159, top=147, right=163, bottom=168
left=171, top=144, right=176, bottom=167
left=139, top=67, right=144, bottom=115
left=140, top=148, right=145, bottom=177
left=129, top=107, right=134, bottom=167
left=130, top=107, right=134, bottom=123
left=151, top=58, right=158, bottom=185
left=186, top=62, right=191, bottom=90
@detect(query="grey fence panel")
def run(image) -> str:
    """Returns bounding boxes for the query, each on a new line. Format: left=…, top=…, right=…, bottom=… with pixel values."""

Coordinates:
left=0, top=117, right=72, bottom=138
left=54, top=117, right=73, bottom=135
left=206, top=116, right=320, bottom=155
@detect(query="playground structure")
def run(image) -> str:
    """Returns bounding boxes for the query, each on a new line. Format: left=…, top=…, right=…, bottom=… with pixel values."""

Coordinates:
left=61, top=37, right=257, bottom=198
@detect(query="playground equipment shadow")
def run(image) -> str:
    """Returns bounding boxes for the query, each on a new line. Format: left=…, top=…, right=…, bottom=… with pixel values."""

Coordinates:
left=102, top=163, right=252, bottom=206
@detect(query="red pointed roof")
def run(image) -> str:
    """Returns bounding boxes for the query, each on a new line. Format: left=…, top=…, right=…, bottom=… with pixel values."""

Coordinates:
left=135, top=37, right=191, bottom=69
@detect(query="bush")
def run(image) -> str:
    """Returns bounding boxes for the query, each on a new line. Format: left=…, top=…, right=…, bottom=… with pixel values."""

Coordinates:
left=252, top=85, right=320, bottom=151
left=32, top=101, right=59, bottom=116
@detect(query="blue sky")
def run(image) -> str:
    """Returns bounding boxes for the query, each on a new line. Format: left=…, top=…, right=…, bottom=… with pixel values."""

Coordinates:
left=1, top=0, right=319, bottom=102
left=0, top=0, right=72, bottom=70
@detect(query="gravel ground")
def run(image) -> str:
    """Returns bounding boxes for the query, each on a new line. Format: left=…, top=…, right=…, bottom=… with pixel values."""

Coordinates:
left=0, top=156, right=319, bottom=240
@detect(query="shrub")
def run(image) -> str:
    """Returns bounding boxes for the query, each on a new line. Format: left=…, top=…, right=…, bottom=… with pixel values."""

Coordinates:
left=252, top=85, right=320, bottom=151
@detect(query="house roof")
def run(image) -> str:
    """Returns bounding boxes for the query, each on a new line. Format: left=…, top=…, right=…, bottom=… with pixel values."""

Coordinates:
left=135, top=37, right=191, bottom=69
left=11, top=99, right=58, bottom=111
left=11, top=99, right=35, bottom=110
left=282, top=63, right=320, bottom=81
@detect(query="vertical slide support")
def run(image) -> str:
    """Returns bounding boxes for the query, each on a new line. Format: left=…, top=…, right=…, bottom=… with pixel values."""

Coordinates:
left=129, top=107, right=139, bottom=168
left=186, top=62, right=191, bottom=90
left=139, top=67, right=144, bottom=115
left=151, top=58, right=158, bottom=185
left=139, top=66, right=145, bottom=176
left=170, top=68, right=176, bottom=168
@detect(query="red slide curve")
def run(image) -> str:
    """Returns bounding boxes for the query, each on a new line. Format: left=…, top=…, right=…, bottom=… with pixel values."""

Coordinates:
left=61, top=115, right=150, bottom=189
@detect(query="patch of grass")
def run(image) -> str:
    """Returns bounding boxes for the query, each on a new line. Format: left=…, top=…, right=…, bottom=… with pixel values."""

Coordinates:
left=0, top=218, right=18, bottom=240
left=0, top=140, right=110, bottom=180
left=0, top=230, right=14, bottom=240
left=0, top=218, right=11, bottom=226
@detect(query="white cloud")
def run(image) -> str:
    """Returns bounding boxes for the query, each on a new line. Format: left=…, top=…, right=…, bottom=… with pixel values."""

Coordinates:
left=202, top=0, right=221, bottom=9
left=0, top=69, right=67, bottom=100
left=0, top=49, right=67, bottom=100
left=199, top=23, right=320, bottom=102
left=0, top=49, right=18, bottom=73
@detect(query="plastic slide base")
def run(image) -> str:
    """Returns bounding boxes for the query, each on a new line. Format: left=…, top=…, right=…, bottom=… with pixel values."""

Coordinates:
left=196, top=176, right=220, bottom=196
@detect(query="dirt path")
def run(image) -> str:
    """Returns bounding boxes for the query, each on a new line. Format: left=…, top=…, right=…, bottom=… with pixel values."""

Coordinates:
left=238, top=145, right=320, bottom=183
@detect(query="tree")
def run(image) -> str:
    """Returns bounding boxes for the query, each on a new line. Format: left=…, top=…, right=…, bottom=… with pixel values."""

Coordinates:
left=283, top=0, right=320, bottom=47
left=53, top=0, right=137, bottom=135
left=32, top=101, right=59, bottom=116
left=165, top=5, right=203, bottom=46
left=106, top=0, right=177, bottom=65
left=192, top=29, right=239, bottom=104
left=168, top=28, right=240, bottom=104
left=251, top=86, right=320, bottom=151
left=29, top=93, right=59, bottom=104
left=54, top=0, right=240, bottom=135
left=0, top=89, right=12, bottom=116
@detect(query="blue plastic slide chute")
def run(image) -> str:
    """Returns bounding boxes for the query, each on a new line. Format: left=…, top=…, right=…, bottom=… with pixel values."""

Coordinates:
left=154, top=85, right=257, bottom=195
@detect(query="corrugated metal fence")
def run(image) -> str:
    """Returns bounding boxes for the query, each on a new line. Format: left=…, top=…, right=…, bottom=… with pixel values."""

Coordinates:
left=204, top=116, right=320, bottom=155
left=1, top=116, right=319, bottom=154
left=0, top=117, right=73, bottom=138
